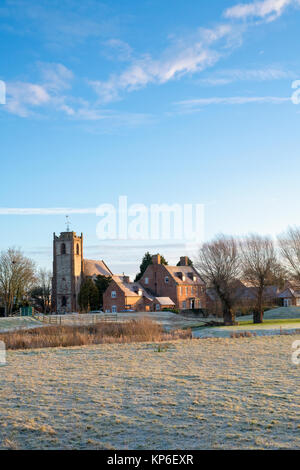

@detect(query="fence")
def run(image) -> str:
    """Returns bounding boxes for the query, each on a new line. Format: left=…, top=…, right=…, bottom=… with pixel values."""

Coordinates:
left=32, top=312, right=118, bottom=326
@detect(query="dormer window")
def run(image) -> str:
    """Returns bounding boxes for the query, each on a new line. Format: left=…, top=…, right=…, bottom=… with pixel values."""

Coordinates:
left=165, top=276, right=169, bottom=284
left=111, top=291, right=117, bottom=298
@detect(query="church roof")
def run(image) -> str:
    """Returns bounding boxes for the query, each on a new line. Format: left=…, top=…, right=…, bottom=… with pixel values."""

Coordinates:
left=83, top=259, right=113, bottom=277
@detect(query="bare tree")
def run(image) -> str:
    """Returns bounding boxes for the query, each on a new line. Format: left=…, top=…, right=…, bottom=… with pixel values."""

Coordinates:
left=239, top=234, right=281, bottom=324
left=30, top=268, right=52, bottom=313
left=195, top=235, right=240, bottom=325
left=278, top=227, right=300, bottom=282
left=0, top=248, right=36, bottom=316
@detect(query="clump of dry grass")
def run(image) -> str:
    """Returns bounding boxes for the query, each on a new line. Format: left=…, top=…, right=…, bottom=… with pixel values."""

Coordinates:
left=230, top=331, right=257, bottom=338
left=0, top=318, right=191, bottom=350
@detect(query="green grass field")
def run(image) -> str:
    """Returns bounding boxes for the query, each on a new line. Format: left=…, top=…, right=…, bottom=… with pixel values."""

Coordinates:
left=239, top=318, right=300, bottom=326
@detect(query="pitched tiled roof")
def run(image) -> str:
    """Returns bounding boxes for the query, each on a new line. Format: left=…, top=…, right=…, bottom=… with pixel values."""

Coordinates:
left=112, top=276, right=155, bottom=300
left=83, top=259, right=113, bottom=277
left=278, top=287, right=300, bottom=299
left=163, top=265, right=205, bottom=285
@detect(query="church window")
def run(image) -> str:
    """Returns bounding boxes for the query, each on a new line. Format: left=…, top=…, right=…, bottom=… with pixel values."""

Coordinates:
left=76, top=243, right=80, bottom=255
left=61, top=243, right=66, bottom=255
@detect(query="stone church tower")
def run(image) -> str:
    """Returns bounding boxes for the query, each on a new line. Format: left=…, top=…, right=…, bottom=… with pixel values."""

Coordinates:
left=52, top=231, right=83, bottom=313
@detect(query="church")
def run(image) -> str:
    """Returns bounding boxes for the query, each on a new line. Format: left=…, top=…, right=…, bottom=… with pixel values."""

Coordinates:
left=52, top=231, right=112, bottom=314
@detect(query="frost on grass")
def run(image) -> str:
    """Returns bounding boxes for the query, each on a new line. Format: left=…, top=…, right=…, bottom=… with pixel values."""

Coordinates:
left=0, top=336, right=299, bottom=450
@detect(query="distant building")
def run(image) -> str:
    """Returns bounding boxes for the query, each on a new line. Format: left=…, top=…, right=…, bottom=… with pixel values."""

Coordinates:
left=278, top=282, right=300, bottom=307
left=103, top=275, right=176, bottom=313
left=138, top=255, right=206, bottom=311
left=52, top=231, right=112, bottom=314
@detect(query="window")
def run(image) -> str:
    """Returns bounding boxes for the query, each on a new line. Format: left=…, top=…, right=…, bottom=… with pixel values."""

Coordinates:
left=198, top=300, right=202, bottom=308
left=165, top=276, right=169, bottom=284
left=186, top=287, right=188, bottom=295
left=145, top=277, right=149, bottom=285
left=182, top=301, right=186, bottom=309
left=61, top=296, right=67, bottom=307
left=180, top=286, right=183, bottom=296
left=111, top=291, right=117, bottom=298
left=76, top=243, right=80, bottom=255
left=61, top=243, right=66, bottom=255
left=112, top=306, right=117, bottom=313
left=156, top=304, right=160, bottom=311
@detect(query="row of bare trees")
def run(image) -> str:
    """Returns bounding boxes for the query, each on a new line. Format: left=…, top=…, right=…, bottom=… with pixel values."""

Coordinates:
left=195, top=227, right=300, bottom=325
left=0, top=248, right=51, bottom=316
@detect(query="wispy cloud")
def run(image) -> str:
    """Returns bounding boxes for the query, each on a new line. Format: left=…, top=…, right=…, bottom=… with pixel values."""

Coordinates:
left=0, top=208, right=97, bottom=215
left=224, top=0, right=298, bottom=22
left=38, top=62, right=74, bottom=91
left=199, top=67, right=295, bottom=85
left=175, top=95, right=291, bottom=111
left=6, top=82, right=50, bottom=117
left=6, top=62, right=73, bottom=117
left=103, top=39, right=133, bottom=62
left=89, top=25, right=242, bottom=103
left=0, top=0, right=120, bottom=45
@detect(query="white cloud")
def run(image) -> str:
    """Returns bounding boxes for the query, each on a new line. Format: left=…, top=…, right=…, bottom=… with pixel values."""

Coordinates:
left=104, top=39, right=133, bottom=62
left=38, top=62, right=74, bottom=91
left=5, top=62, right=74, bottom=117
left=175, top=95, right=291, bottom=109
left=200, top=67, right=295, bottom=85
left=0, top=208, right=97, bottom=215
left=224, top=0, right=296, bottom=22
left=6, top=82, right=50, bottom=117
left=90, top=25, right=240, bottom=103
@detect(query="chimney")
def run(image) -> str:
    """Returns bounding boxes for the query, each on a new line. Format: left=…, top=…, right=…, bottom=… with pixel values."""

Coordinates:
left=179, top=256, right=189, bottom=266
left=152, top=254, right=161, bottom=265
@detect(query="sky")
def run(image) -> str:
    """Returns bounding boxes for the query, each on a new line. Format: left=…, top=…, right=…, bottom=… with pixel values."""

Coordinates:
left=1, top=0, right=300, bottom=278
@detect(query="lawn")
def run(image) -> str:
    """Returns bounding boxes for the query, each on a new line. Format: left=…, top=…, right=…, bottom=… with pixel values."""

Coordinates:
left=239, top=318, right=300, bottom=326
left=0, top=335, right=299, bottom=450
left=0, top=316, right=43, bottom=332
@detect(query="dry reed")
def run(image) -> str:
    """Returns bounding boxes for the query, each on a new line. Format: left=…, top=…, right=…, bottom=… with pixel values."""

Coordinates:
left=0, top=317, right=192, bottom=350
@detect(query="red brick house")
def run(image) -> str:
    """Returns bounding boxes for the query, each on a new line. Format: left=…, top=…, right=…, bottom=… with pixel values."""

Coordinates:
left=139, top=255, right=206, bottom=311
left=103, top=275, right=175, bottom=313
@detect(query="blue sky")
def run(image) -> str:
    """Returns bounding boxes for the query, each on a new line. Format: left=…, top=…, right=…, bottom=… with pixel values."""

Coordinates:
left=1, top=0, right=300, bottom=277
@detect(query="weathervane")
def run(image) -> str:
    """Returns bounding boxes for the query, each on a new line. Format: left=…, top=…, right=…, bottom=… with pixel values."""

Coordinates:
left=65, top=215, right=71, bottom=232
